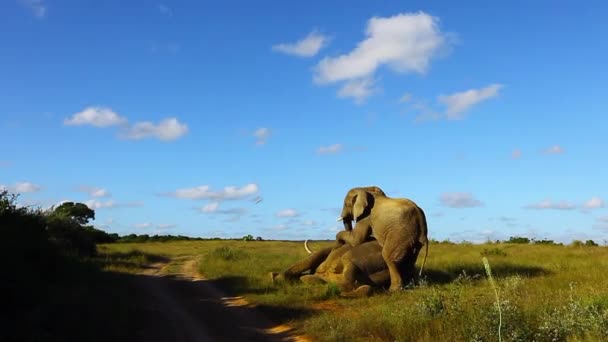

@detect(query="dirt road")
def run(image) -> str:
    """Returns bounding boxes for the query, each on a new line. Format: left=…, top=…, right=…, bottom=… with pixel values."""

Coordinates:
left=132, top=257, right=310, bottom=342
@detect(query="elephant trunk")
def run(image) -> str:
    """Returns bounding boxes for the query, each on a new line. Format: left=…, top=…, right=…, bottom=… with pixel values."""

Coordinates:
left=343, top=219, right=353, bottom=231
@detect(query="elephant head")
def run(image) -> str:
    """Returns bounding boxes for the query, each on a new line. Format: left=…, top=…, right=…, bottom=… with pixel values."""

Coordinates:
left=338, top=186, right=386, bottom=231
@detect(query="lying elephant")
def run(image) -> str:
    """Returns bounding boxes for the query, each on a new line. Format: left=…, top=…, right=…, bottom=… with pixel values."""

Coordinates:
left=270, top=238, right=390, bottom=297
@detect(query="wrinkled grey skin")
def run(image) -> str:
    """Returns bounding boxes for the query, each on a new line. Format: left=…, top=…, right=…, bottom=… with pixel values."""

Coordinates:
left=271, top=239, right=389, bottom=297
left=335, top=186, right=429, bottom=291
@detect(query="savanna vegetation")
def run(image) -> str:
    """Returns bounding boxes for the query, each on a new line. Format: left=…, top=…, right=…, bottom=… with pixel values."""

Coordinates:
left=103, top=239, right=608, bottom=342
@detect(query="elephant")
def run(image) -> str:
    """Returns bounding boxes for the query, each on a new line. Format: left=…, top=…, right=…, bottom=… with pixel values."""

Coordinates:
left=335, top=186, right=429, bottom=291
left=270, top=238, right=390, bottom=297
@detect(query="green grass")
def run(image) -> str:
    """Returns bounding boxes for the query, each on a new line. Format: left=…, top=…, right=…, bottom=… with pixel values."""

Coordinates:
left=101, top=240, right=608, bottom=341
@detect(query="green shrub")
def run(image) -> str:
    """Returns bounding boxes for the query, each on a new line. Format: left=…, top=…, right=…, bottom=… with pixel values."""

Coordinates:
left=507, top=236, right=530, bottom=244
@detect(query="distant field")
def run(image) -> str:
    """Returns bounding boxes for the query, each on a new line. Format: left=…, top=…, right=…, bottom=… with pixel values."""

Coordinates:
left=101, top=240, right=608, bottom=341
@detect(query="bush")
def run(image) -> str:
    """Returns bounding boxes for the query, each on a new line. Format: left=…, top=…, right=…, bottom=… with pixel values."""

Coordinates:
left=585, top=240, right=599, bottom=247
left=507, top=236, right=530, bottom=244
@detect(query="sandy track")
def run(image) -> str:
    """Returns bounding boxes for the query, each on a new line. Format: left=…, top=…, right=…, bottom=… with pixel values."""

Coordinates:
left=133, top=257, right=310, bottom=342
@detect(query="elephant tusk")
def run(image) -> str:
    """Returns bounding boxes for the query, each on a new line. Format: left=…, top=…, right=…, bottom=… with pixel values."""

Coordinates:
left=304, top=239, right=313, bottom=254
left=336, top=216, right=343, bottom=222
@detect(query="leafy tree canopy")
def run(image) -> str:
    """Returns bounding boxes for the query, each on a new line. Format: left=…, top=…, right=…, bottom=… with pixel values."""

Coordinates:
left=53, top=202, right=95, bottom=225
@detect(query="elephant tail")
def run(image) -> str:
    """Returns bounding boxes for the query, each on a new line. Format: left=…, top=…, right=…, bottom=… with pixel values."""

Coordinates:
left=418, top=238, right=429, bottom=277
left=418, top=207, right=429, bottom=278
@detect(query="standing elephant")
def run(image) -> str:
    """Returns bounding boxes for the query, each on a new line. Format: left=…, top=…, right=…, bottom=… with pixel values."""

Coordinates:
left=335, top=186, right=429, bottom=291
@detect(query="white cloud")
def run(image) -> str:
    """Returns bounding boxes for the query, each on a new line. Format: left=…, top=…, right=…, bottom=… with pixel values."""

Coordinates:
left=1, top=182, right=42, bottom=193
left=524, top=199, right=577, bottom=210
left=133, top=223, right=151, bottom=229
left=78, top=186, right=111, bottom=198
left=253, top=127, right=271, bottom=145
left=157, top=223, right=176, bottom=229
left=158, top=4, right=172, bottom=16
left=64, top=107, right=127, bottom=127
left=201, top=202, right=220, bottom=213
left=337, top=78, right=376, bottom=104
left=437, top=84, right=502, bottom=120
left=583, top=197, right=605, bottom=209
left=440, top=192, right=483, bottom=208
left=123, top=118, right=188, bottom=141
left=276, top=208, right=299, bottom=218
left=84, top=199, right=142, bottom=210
left=85, top=199, right=116, bottom=210
left=173, top=183, right=259, bottom=201
left=317, top=144, right=343, bottom=155
left=303, top=220, right=317, bottom=226
left=399, top=92, right=412, bottom=103
left=543, top=145, right=565, bottom=155
left=272, top=31, right=329, bottom=57
left=511, top=149, right=522, bottom=159
left=315, top=12, right=449, bottom=84
left=20, top=0, right=46, bottom=18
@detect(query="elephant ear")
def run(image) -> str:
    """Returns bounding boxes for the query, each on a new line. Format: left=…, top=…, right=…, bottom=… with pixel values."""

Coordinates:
left=352, top=189, right=369, bottom=221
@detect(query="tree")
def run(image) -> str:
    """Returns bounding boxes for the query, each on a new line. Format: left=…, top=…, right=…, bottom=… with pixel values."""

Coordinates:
left=242, top=234, right=254, bottom=241
left=53, top=202, right=95, bottom=225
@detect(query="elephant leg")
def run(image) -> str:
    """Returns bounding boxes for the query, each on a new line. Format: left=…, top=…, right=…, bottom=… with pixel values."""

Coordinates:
left=336, top=222, right=372, bottom=247
left=339, top=253, right=358, bottom=292
left=341, top=285, right=373, bottom=298
left=275, top=247, right=333, bottom=282
left=382, top=234, right=412, bottom=292
left=300, top=274, right=326, bottom=285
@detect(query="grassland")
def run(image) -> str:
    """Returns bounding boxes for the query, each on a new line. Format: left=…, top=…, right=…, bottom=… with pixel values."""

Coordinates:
left=101, top=240, right=608, bottom=342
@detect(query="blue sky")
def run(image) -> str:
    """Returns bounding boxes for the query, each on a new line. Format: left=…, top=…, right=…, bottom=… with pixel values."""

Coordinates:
left=1, top=0, right=607, bottom=242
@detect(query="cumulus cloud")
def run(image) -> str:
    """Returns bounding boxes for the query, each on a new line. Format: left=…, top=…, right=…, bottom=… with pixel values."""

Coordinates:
left=201, top=202, right=220, bottom=213
left=523, top=199, right=577, bottom=210
left=272, top=31, right=329, bottom=57
left=85, top=200, right=116, bottom=210
left=122, top=118, right=188, bottom=141
left=276, top=208, right=299, bottom=218
left=317, top=144, right=343, bottom=155
left=78, top=186, right=111, bottom=198
left=64, top=107, right=127, bottom=127
left=315, top=12, right=449, bottom=84
left=65, top=107, right=188, bottom=142
left=440, top=192, right=483, bottom=208
left=253, top=128, right=271, bottom=145
left=583, top=197, right=605, bottom=209
left=337, top=78, right=377, bottom=103
left=313, top=12, right=451, bottom=102
left=437, top=84, right=503, bottom=120
left=0, top=182, right=42, bottom=193
left=511, top=149, right=522, bottom=159
left=543, top=145, right=565, bottom=155
left=171, top=183, right=259, bottom=201
left=84, top=199, right=142, bottom=210
left=20, top=0, right=46, bottom=18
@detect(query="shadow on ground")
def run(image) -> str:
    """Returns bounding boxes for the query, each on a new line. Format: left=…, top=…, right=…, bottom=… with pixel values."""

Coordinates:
left=423, top=263, right=550, bottom=284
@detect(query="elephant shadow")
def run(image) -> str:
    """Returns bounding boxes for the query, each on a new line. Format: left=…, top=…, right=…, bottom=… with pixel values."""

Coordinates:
left=422, top=263, right=551, bottom=285
left=206, top=275, right=279, bottom=296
